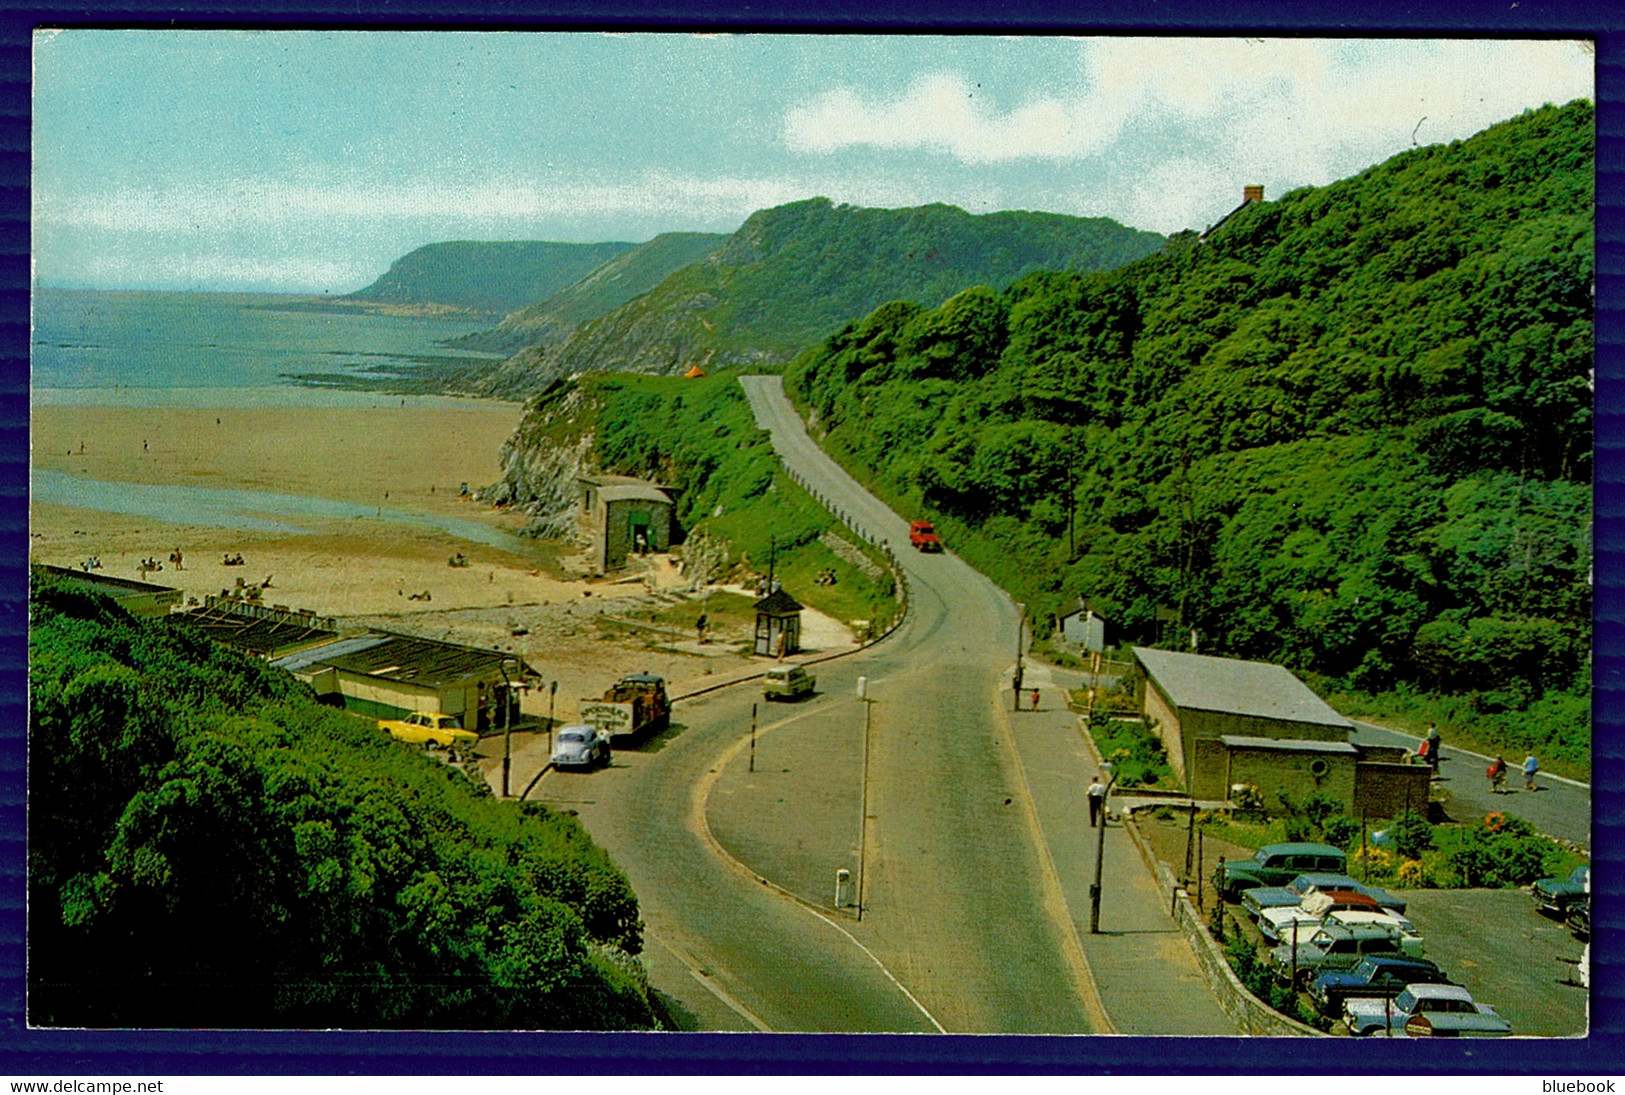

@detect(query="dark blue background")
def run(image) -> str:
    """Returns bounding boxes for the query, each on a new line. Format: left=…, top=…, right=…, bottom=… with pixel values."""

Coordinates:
left=0, top=1, right=1616, bottom=1075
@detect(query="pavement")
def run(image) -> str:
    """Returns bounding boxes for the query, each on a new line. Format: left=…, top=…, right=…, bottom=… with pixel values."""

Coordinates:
left=699, top=655, right=1240, bottom=1035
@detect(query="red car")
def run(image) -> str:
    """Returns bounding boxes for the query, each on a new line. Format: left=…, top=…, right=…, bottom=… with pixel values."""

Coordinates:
left=909, top=520, right=943, bottom=552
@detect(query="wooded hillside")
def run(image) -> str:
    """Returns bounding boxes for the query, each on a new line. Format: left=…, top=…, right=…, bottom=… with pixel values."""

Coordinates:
left=28, top=574, right=661, bottom=1029
left=347, top=239, right=636, bottom=316
left=790, top=101, right=1593, bottom=764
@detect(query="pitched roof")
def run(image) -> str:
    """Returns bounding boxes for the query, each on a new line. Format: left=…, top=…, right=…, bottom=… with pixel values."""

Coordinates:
left=1134, top=646, right=1352, bottom=730
left=754, top=588, right=804, bottom=614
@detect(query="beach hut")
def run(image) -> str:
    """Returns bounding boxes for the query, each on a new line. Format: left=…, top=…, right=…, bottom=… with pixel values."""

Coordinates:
left=753, top=588, right=804, bottom=657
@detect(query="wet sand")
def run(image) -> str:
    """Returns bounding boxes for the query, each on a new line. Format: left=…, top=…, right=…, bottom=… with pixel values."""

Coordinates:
left=28, top=401, right=637, bottom=619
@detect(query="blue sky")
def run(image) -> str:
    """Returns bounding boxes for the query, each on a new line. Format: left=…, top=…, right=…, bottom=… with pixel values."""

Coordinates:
left=31, top=33, right=1593, bottom=294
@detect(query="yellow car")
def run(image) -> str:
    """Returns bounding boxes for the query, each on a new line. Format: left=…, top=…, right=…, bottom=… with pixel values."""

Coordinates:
left=377, top=711, right=478, bottom=747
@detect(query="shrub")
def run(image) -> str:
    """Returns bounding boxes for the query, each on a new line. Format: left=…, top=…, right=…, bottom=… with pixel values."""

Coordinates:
left=1391, top=809, right=1435, bottom=860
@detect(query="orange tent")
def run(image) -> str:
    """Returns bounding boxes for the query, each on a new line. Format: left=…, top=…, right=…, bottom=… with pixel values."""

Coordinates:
left=683, top=365, right=707, bottom=379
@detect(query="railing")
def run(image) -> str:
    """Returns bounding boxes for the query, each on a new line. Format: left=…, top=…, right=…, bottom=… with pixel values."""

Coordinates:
left=776, top=457, right=909, bottom=644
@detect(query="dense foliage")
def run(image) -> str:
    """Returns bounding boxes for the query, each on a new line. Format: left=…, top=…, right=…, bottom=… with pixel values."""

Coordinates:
left=500, top=198, right=1165, bottom=395
left=348, top=239, right=637, bottom=316
left=790, top=102, right=1593, bottom=766
left=28, top=574, right=659, bottom=1029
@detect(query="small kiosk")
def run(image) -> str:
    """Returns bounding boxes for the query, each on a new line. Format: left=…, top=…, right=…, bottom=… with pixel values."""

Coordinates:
left=753, top=588, right=804, bottom=657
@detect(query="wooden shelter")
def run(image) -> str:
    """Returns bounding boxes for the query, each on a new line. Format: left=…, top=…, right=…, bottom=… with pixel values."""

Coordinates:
left=753, top=588, right=803, bottom=657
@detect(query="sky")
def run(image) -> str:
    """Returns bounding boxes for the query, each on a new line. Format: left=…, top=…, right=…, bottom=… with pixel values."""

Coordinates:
left=31, top=33, right=1594, bottom=294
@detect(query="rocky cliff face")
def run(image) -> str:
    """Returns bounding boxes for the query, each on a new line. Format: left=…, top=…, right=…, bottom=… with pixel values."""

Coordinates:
left=478, top=382, right=600, bottom=540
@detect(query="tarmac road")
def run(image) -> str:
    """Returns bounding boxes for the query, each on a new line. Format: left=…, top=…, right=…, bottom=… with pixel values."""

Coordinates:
left=1349, top=721, right=1591, bottom=848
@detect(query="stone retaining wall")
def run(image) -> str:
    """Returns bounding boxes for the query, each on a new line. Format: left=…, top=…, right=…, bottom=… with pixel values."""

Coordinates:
left=1122, top=812, right=1323, bottom=1037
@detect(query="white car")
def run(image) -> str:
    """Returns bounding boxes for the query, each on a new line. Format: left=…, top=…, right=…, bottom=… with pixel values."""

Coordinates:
left=1260, top=890, right=1385, bottom=940
left=1344, top=983, right=1511, bottom=1037
left=1278, top=910, right=1425, bottom=958
left=551, top=724, right=611, bottom=770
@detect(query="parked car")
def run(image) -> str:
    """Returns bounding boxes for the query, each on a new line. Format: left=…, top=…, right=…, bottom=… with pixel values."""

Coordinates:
left=1244, top=872, right=1409, bottom=920
left=1270, top=923, right=1409, bottom=986
left=763, top=664, right=816, bottom=701
left=1278, top=909, right=1425, bottom=958
left=1534, top=864, right=1589, bottom=916
left=1344, top=983, right=1511, bottom=1037
left=1567, top=895, right=1591, bottom=940
left=378, top=711, right=478, bottom=748
left=1307, top=956, right=1451, bottom=1017
left=1259, top=890, right=1384, bottom=941
left=1215, top=843, right=1347, bottom=901
left=550, top=723, right=611, bottom=769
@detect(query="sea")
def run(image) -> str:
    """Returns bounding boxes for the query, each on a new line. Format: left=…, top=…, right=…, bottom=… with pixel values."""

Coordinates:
left=31, top=287, right=503, bottom=408
left=31, top=288, right=528, bottom=548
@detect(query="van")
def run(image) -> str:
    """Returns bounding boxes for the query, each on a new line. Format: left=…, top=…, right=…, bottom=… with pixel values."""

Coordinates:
left=763, top=665, right=816, bottom=701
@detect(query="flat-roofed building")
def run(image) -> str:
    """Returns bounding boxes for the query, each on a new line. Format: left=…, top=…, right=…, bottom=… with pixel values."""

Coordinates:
left=34, top=564, right=182, bottom=618
left=273, top=631, right=535, bottom=731
left=167, top=598, right=339, bottom=660
left=578, top=474, right=674, bottom=572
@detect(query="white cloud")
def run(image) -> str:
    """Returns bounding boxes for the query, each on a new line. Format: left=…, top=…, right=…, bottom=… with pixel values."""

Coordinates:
left=780, top=38, right=1592, bottom=169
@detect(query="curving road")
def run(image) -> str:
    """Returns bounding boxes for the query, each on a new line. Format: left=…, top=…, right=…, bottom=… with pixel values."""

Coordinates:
left=545, top=375, right=1108, bottom=1032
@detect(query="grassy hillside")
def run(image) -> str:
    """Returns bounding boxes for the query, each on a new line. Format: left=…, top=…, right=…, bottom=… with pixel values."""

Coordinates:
left=348, top=239, right=636, bottom=316
left=789, top=101, right=1593, bottom=768
left=28, top=573, right=662, bottom=1029
left=499, top=372, right=901, bottom=632
left=463, top=232, right=728, bottom=360
left=497, top=199, right=1164, bottom=395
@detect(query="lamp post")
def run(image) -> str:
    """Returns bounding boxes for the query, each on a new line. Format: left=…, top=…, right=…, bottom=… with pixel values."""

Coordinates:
left=547, top=680, right=558, bottom=758
left=1089, top=762, right=1118, bottom=934
left=856, top=676, right=874, bottom=921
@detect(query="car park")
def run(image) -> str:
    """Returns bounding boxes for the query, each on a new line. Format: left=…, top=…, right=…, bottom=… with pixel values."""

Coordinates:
left=1259, top=890, right=1383, bottom=941
left=763, top=664, right=816, bottom=701
left=1270, top=923, right=1409, bottom=986
left=1307, top=956, right=1452, bottom=1017
left=1215, top=843, right=1348, bottom=901
left=1343, top=983, right=1511, bottom=1037
left=377, top=711, right=478, bottom=748
left=1278, top=909, right=1425, bottom=958
left=1533, top=864, right=1589, bottom=916
left=1242, top=873, right=1408, bottom=919
left=551, top=724, right=611, bottom=770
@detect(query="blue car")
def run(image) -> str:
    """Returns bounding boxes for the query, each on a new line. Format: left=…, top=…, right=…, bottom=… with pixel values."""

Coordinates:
left=1307, top=955, right=1450, bottom=1016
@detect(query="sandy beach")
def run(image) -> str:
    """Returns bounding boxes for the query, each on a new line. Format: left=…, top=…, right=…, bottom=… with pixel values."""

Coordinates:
left=30, top=399, right=848, bottom=723
left=29, top=401, right=625, bottom=618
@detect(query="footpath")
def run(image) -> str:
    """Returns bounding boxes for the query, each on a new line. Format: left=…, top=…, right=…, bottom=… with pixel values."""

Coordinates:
left=1000, top=662, right=1238, bottom=1035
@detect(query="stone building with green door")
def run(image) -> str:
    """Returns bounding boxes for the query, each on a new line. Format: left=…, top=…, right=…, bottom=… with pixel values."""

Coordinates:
left=578, top=474, right=674, bottom=572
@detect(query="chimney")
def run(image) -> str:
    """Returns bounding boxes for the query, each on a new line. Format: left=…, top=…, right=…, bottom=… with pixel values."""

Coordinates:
left=1243, top=185, right=1264, bottom=204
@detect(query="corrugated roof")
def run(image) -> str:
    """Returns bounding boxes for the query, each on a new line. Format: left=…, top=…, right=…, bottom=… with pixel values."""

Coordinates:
left=1219, top=736, right=1359, bottom=755
left=168, top=607, right=338, bottom=656
left=273, top=631, right=532, bottom=690
left=1134, top=646, right=1352, bottom=729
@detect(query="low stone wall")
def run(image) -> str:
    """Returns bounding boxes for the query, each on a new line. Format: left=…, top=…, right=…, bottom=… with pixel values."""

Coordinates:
left=1122, top=811, right=1323, bottom=1037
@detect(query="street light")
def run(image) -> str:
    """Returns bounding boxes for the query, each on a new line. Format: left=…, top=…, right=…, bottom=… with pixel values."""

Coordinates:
left=1089, top=761, right=1118, bottom=934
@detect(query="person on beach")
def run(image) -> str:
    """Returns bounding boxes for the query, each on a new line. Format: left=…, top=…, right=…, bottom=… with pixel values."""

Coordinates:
left=1523, top=754, right=1540, bottom=791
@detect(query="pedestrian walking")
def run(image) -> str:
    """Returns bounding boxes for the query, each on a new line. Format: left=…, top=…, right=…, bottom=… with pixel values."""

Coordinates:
left=1523, top=754, right=1540, bottom=791
left=1030, top=688, right=1040, bottom=711
left=1425, top=723, right=1442, bottom=771
left=1487, top=754, right=1507, bottom=794
left=1087, top=774, right=1107, bottom=828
